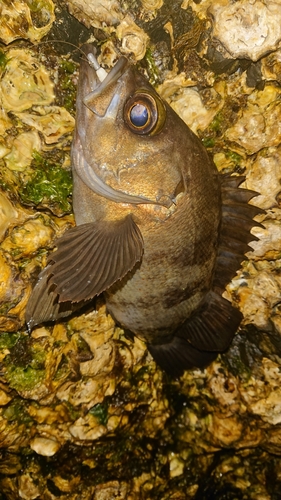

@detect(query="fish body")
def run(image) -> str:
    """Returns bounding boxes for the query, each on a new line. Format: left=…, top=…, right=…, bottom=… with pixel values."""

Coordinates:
left=26, top=45, right=260, bottom=376
left=73, top=48, right=220, bottom=343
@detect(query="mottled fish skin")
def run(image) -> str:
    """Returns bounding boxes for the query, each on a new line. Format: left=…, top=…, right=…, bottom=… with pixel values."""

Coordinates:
left=25, top=44, right=261, bottom=377
left=72, top=46, right=220, bottom=343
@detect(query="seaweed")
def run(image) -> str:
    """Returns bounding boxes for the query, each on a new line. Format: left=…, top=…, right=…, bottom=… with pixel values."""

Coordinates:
left=19, top=151, right=72, bottom=216
left=56, top=58, right=78, bottom=114
left=4, top=336, right=47, bottom=391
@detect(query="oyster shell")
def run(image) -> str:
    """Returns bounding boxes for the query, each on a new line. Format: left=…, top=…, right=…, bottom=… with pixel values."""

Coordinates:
left=15, top=106, right=75, bottom=146
left=1, top=48, right=54, bottom=112
left=210, top=0, right=281, bottom=62
left=4, top=131, right=42, bottom=172
left=116, top=15, right=149, bottom=60
left=30, top=436, right=61, bottom=456
left=0, top=193, right=18, bottom=242
left=225, top=84, right=281, bottom=154
left=140, top=0, right=163, bottom=21
left=0, top=1, right=281, bottom=498
left=0, top=0, right=55, bottom=44
left=65, top=0, right=123, bottom=29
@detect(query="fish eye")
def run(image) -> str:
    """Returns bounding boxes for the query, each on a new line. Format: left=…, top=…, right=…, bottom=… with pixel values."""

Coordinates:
left=124, top=91, right=166, bottom=135
left=130, top=103, right=149, bottom=128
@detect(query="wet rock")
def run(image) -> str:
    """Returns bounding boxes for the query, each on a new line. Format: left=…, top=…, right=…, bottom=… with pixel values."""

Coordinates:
left=210, top=0, right=281, bottom=62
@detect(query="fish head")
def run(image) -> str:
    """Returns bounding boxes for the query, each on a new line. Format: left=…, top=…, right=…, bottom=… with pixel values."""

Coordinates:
left=73, top=44, right=191, bottom=210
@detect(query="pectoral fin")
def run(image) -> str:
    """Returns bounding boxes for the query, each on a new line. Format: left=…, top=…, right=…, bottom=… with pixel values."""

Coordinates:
left=25, top=280, right=86, bottom=332
left=26, top=215, right=143, bottom=330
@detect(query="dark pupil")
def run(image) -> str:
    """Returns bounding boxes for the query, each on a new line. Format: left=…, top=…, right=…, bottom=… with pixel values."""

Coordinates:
left=130, top=103, right=148, bottom=127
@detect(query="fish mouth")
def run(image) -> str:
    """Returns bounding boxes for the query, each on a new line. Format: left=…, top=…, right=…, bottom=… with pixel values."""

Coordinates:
left=82, top=49, right=129, bottom=118
left=83, top=54, right=129, bottom=114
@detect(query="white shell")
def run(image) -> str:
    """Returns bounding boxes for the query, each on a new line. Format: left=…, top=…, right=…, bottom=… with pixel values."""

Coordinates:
left=210, top=0, right=281, bottom=62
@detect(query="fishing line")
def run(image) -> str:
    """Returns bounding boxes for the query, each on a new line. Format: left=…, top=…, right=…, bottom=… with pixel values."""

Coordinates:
left=33, top=39, right=109, bottom=81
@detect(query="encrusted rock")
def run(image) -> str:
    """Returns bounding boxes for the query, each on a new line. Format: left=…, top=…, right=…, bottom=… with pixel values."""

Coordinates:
left=210, top=0, right=281, bottom=62
left=65, top=0, right=123, bottom=29
left=116, top=15, right=149, bottom=61
left=1, top=1, right=281, bottom=497
left=30, top=436, right=61, bottom=456
left=244, top=147, right=281, bottom=210
left=1, top=49, right=54, bottom=112
left=0, top=0, right=55, bottom=44
left=15, top=107, right=75, bottom=146
left=225, top=85, right=281, bottom=154
left=158, top=76, right=222, bottom=133
left=0, top=193, right=18, bottom=242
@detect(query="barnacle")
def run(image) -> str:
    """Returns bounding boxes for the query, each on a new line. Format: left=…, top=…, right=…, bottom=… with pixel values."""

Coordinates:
left=116, top=15, right=149, bottom=61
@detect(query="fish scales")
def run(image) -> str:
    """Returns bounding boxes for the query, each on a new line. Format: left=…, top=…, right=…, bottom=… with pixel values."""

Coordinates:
left=26, top=44, right=260, bottom=377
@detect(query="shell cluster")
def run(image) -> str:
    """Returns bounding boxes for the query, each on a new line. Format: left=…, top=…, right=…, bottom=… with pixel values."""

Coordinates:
left=0, top=0, right=55, bottom=44
left=0, top=0, right=281, bottom=498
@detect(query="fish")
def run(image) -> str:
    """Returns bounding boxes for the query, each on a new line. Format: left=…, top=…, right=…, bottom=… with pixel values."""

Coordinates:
left=25, top=43, right=261, bottom=377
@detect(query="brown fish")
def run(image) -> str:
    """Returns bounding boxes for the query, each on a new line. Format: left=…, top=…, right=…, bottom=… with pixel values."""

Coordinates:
left=26, top=44, right=260, bottom=377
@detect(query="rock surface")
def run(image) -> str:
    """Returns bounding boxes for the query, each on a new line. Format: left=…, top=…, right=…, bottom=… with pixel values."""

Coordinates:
left=0, top=1, right=281, bottom=498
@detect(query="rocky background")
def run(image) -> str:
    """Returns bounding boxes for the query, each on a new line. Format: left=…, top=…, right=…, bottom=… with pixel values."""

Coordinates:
left=0, top=0, right=281, bottom=498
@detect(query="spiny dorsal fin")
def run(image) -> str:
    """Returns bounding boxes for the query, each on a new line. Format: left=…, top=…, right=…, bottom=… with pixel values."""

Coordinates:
left=213, top=173, right=263, bottom=293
